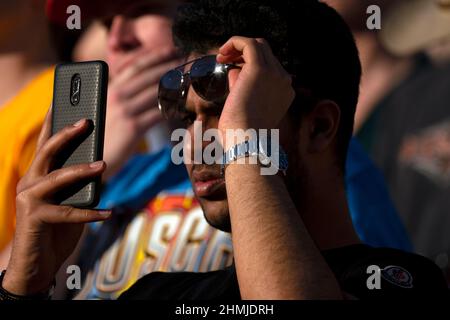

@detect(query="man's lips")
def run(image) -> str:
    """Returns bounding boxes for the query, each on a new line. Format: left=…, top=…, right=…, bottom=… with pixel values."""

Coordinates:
left=192, top=170, right=225, bottom=197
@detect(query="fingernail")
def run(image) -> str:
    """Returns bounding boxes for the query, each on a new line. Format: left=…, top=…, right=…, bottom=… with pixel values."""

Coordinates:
left=74, top=119, right=86, bottom=127
left=89, top=161, right=104, bottom=169
left=98, top=210, right=111, bottom=216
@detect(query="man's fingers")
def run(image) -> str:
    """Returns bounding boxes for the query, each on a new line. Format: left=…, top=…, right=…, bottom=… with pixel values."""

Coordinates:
left=115, top=45, right=175, bottom=74
left=41, top=205, right=111, bottom=224
left=36, top=105, right=53, bottom=152
left=114, top=47, right=152, bottom=74
left=30, top=119, right=91, bottom=176
left=218, top=37, right=288, bottom=78
left=30, top=161, right=106, bottom=199
left=218, top=36, right=266, bottom=66
left=113, top=47, right=179, bottom=86
left=136, top=108, right=163, bottom=133
left=255, top=38, right=289, bottom=77
left=116, top=58, right=182, bottom=100
left=255, top=38, right=275, bottom=68
left=126, top=86, right=158, bottom=116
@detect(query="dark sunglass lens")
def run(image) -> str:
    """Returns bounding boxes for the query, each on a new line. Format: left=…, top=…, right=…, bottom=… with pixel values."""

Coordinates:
left=158, top=70, right=184, bottom=118
left=191, top=56, right=229, bottom=101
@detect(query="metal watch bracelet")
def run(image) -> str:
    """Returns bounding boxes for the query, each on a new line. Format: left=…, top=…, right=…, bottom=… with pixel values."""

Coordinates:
left=221, top=136, right=288, bottom=174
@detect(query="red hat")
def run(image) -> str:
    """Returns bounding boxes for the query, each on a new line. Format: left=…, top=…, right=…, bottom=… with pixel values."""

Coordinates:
left=46, top=0, right=85, bottom=26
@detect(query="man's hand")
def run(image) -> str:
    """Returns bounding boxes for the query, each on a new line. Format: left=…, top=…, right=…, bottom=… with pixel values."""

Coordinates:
left=217, top=36, right=295, bottom=145
left=2, top=111, right=111, bottom=296
left=103, top=47, right=183, bottom=179
left=216, top=37, right=342, bottom=299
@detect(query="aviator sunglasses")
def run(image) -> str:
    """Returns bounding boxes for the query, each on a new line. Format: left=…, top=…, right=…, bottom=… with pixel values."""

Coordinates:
left=158, top=55, right=240, bottom=121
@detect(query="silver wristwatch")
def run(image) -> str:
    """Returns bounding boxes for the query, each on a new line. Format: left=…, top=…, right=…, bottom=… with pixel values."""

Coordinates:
left=221, top=136, right=289, bottom=175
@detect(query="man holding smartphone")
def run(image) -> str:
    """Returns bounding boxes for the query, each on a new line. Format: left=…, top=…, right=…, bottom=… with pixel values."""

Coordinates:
left=53, top=0, right=407, bottom=300
left=69, top=0, right=413, bottom=300
left=53, top=0, right=234, bottom=299
left=1, top=0, right=447, bottom=300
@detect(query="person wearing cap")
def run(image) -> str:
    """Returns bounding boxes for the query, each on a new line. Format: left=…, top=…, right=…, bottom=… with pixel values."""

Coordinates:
left=47, top=0, right=183, bottom=177
left=0, top=0, right=58, bottom=270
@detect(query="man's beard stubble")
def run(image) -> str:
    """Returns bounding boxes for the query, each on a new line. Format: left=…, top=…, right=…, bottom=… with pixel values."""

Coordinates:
left=196, top=144, right=308, bottom=234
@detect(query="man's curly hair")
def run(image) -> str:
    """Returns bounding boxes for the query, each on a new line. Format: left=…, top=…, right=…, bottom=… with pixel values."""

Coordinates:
left=173, top=0, right=361, bottom=168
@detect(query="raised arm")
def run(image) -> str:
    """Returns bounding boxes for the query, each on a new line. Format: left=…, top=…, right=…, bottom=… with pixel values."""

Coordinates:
left=217, top=37, right=342, bottom=299
left=1, top=110, right=111, bottom=298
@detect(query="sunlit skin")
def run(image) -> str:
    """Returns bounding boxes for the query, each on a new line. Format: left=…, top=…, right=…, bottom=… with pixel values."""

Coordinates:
left=182, top=50, right=323, bottom=235
left=2, top=36, right=358, bottom=300
left=181, top=52, right=229, bottom=230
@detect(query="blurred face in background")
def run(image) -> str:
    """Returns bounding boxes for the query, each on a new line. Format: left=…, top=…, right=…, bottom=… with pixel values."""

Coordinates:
left=80, top=1, right=183, bottom=179
left=72, top=21, right=108, bottom=62
left=105, top=1, right=177, bottom=77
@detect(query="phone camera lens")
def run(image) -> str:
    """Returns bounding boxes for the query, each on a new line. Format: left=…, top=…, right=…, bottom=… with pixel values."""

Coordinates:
left=70, top=74, right=81, bottom=105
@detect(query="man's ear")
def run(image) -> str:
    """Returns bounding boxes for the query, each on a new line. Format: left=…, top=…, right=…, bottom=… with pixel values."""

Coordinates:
left=305, top=99, right=340, bottom=153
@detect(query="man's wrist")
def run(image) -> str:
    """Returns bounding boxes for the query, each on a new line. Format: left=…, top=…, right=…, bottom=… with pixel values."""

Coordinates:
left=2, top=268, right=28, bottom=295
left=1, top=270, right=54, bottom=300
left=1, top=264, right=54, bottom=297
left=221, top=134, right=288, bottom=175
left=220, top=128, right=251, bottom=152
left=219, top=119, right=271, bottom=150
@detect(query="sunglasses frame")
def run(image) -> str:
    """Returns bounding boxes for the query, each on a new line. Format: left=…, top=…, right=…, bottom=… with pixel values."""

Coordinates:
left=158, top=55, right=240, bottom=119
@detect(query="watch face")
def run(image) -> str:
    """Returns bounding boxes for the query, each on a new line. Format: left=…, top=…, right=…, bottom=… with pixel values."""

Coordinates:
left=258, top=153, right=271, bottom=166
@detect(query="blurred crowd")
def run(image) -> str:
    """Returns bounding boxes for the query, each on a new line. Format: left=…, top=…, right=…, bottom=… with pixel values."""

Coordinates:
left=0, top=0, right=449, bottom=299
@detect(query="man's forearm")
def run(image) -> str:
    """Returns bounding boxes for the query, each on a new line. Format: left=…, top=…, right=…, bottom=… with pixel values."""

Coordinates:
left=0, top=242, right=12, bottom=270
left=225, top=161, right=342, bottom=299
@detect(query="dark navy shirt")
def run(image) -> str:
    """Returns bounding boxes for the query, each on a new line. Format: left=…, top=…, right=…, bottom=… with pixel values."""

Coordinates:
left=119, top=244, right=448, bottom=300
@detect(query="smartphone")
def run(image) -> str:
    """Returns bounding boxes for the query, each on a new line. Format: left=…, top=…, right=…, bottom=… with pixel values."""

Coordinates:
left=51, top=61, right=108, bottom=208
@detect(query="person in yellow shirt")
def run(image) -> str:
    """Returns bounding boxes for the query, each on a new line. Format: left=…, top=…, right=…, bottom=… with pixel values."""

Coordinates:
left=0, top=0, right=57, bottom=267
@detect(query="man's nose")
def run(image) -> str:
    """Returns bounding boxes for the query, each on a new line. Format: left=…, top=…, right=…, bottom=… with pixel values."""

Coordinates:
left=183, top=86, right=222, bottom=163
left=186, top=115, right=220, bottom=164
left=107, top=16, right=140, bottom=52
